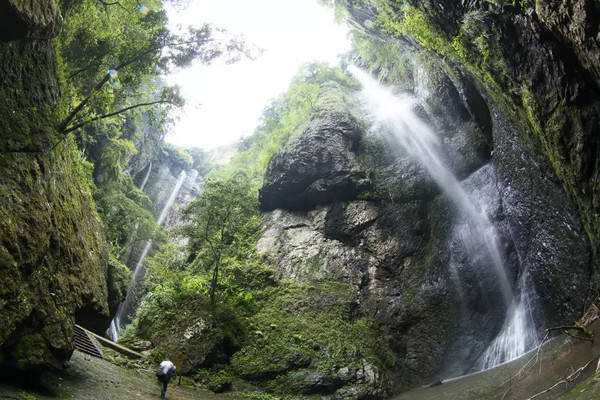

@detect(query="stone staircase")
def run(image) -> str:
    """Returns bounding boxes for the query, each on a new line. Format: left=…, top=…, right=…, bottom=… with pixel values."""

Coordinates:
left=74, top=324, right=103, bottom=359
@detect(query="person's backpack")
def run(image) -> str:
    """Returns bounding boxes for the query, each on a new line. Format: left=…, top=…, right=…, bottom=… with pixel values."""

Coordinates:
left=156, top=369, right=165, bottom=380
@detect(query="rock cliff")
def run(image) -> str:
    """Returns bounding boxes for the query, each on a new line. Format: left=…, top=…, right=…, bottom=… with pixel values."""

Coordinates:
left=342, top=0, right=600, bottom=256
left=256, top=19, right=595, bottom=393
left=0, top=0, right=109, bottom=370
left=259, top=84, right=371, bottom=211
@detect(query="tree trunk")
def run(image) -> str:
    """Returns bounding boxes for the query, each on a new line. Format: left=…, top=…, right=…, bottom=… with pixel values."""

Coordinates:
left=209, top=260, right=219, bottom=309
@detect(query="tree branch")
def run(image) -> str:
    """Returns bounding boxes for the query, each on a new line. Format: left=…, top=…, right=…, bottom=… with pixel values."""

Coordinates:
left=62, top=100, right=171, bottom=134
left=546, top=326, right=593, bottom=342
left=95, top=0, right=130, bottom=13
left=57, top=38, right=207, bottom=133
left=524, top=360, right=592, bottom=400
left=57, top=73, right=111, bottom=133
left=68, top=62, right=100, bottom=80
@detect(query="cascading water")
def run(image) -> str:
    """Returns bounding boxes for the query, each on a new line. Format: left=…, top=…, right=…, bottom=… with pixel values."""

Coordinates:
left=139, top=161, right=152, bottom=192
left=107, top=170, right=187, bottom=341
left=478, top=273, right=537, bottom=369
left=349, top=65, right=537, bottom=370
left=120, top=162, right=154, bottom=263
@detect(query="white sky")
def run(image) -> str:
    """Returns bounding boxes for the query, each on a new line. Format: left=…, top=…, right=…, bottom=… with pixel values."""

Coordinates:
left=164, top=0, right=350, bottom=150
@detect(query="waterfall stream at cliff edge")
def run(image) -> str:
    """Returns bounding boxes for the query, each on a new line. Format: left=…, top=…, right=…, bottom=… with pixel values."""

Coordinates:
left=107, top=170, right=187, bottom=341
left=349, top=65, right=539, bottom=371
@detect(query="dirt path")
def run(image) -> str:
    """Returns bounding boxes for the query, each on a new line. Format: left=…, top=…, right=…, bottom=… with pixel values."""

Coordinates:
left=0, top=351, right=230, bottom=400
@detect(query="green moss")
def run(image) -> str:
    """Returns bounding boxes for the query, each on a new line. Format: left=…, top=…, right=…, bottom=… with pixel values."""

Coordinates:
left=519, top=86, right=597, bottom=252
left=18, top=392, right=36, bottom=400
left=352, top=31, right=415, bottom=89
left=238, top=392, right=281, bottom=400
left=229, top=280, right=393, bottom=394
left=160, top=142, right=194, bottom=172
left=106, top=254, right=131, bottom=311
left=561, top=370, right=600, bottom=399
left=0, top=39, right=109, bottom=367
left=194, top=369, right=234, bottom=393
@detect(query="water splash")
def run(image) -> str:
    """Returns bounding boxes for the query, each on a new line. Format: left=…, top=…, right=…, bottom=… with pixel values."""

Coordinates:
left=107, top=170, right=187, bottom=341
left=478, top=273, right=538, bottom=369
left=349, top=65, right=537, bottom=369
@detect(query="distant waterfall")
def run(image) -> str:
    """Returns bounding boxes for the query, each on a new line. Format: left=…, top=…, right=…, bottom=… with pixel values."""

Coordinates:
left=349, top=66, right=537, bottom=370
left=107, top=170, right=187, bottom=341
left=139, top=161, right=152, bottom=192
left=120, top=162, right=154, bottom=263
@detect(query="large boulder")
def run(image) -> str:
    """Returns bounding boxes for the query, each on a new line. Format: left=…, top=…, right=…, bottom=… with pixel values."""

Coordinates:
left=259, top=89, right=371, bottom=211
left=257, top=196, right=460, bottom=389
left=136, top=299, right=243, bottom=374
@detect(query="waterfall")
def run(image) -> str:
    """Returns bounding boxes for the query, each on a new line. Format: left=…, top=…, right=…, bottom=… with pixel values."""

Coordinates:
left=478, top=272, right=538, bottom=369
left=107, top=170, right=187, bottom=341
left=120, top=162, right=155, bottom=264
left=349, top=66, right=537, bottom=370
left=139, top=161, right=152, bottom=192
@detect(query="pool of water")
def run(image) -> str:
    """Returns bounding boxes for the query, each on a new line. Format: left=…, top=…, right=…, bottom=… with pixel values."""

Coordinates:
left=393, top=328, right=600, bottom=400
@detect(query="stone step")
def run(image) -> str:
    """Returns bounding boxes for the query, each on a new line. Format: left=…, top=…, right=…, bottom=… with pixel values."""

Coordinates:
left=73, top=325, right=103, bottom=359
left=75, top=325, right=145, bottom=360
left=74, top=339, right=102, bottom=358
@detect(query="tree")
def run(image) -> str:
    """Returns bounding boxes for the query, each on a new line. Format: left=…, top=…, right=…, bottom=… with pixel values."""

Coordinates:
left=181, top=173, right=260, bottom=307
left=56, top=0, right=258, bottom=136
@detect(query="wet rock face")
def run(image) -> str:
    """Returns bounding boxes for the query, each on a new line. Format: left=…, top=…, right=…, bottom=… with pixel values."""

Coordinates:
left=414, top=64, right=493, bottom=180
left=534, top=0, right=600, bottom=85
left=0, top=1, right=109, bottom=369
left=382, top=0, right=600, bottom=250
left=331, top=0, right=598, bottom=389
left=357, top=61, right=494, bottom=207
left=0, top=0, right=62, bottom=41
left=491, top=101, right=592, bottom=328
left=259, top=110, right=371, bottom=211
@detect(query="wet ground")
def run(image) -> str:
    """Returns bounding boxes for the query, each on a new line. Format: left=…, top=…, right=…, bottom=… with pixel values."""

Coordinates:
left=394, top=322, right=600, bottom=400
left=0, top=350, right=224, bottom=400
left=3, top=323, right=600, bottom=400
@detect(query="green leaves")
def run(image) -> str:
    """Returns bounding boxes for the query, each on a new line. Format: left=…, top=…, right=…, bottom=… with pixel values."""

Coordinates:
left=99, top=136, right=137, bottom=181
left=94, top=173, right=156, bottom=247
left=179, top=173, right=260, bottom=305
left=183, top=173, right=260, bottom=265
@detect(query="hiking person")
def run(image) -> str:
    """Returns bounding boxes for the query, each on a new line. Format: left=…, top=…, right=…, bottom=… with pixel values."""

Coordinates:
left=156, top=359, right=176, bottom=399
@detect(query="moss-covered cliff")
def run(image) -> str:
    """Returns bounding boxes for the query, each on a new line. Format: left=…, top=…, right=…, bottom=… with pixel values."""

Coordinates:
left=0, top=1, right=109, bottom=370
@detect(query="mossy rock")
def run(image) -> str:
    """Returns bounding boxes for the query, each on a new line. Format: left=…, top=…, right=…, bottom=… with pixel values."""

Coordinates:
left=0, top=31, right=108, bottom=368
left=230, top=281, right=393, bottom=396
